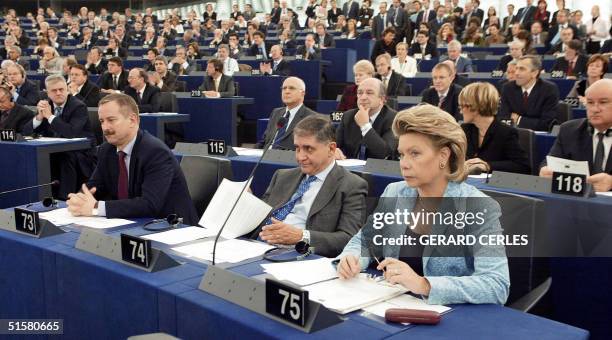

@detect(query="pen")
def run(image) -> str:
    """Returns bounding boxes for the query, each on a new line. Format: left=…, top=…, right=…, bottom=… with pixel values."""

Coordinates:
left=369, top=245, right=385, bottom=275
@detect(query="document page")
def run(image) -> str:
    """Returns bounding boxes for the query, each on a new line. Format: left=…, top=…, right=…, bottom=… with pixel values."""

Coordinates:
left=142, top=226, right=217, bottom=245
left=261, top=258, right=338, bottom=286
left=546, top=155, right=590, bottom=176
left=39, top=208, right=134, bottom=229
left=172, top=239, right=274, bottom=263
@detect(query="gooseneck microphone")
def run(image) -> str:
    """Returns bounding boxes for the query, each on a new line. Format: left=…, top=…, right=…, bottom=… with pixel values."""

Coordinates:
left=0, top=180, right=59, bottom=196
left=211, top=116, right=288, bottom=265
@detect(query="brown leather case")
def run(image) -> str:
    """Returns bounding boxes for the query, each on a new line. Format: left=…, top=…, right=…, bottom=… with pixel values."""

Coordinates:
left=384, top=308, right=441, bottom=324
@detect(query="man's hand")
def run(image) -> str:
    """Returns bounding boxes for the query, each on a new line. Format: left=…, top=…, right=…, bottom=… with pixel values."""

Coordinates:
left=587, top=173, right=612, bottom=192
left=511, top=112, right=520, bottom=125
left=466, top=158, right=490, bottom=173
left=36, top=100, right=51, bottom=120
left=67, top=184, right=98, bottom=216
left=259, top=218, right=303, bottom=245
left=539, top=166, right=553, bottom=178
left=203, top=90, right=220, bottom=98
left=354, top=103, right=370, bottom=127
left=68, top=81, right=80, bottom=95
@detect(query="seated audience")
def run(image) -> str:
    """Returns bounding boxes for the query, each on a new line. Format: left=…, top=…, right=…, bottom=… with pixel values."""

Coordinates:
left=337, top=60, right=375, bottom=111
left=568, top=54, right=609, bottom=103
left=420, top=63, right=463, bottom=120
left=124, top=68, right=161, bottom=113
left=198, top=59, right=236, bottom=98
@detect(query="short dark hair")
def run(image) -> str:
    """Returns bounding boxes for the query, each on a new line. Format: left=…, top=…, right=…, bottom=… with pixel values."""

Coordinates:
left=294, top=115, right=335, bottom=143
left=147, top=48, right=159, bottom=56
left=70, top=63, right=88, bottom=76
left=253, top=31, right=265, bottom=39
left=207, top=58, right=224, bottom=73
left=108, top=56, right=123, bottom=67
left=566, top=39, right=582, bottom=52
left=382, top=27, right=396, bottom=36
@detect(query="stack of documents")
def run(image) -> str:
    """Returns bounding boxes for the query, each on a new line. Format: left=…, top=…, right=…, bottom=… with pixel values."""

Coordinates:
left=39, top=208, right=134, bottom=229
left=303, top=274, right=408, bottom=314
left=362, top=294, right=451, bottom=322
left=198, top=179, right=272, bottom=239
left=171, top=239, right=274, bottom=263
left=142, top=226, right=217, bottom=245
left=261, top=258, right=338, bottom=286
left=337, top=159, right=367, bottom=167
left=232, top=147, right=265, bottom=157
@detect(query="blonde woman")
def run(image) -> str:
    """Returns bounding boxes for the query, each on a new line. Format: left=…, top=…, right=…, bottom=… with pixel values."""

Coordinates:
left=337, top=59, right=375, bottom=111
left=336, top=104, right=510, bottom=305
left=391, top=42, right=418, bottom=78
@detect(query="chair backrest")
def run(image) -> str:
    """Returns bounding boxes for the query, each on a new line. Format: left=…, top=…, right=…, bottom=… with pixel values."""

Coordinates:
left=555, top=101, right=571, bottom=124
left=516, top=127, right=537, bottom=175
left=480, top=189, right=549, bottom=307
left=238, top=63, right=253, bottom=72
left=159, top=92, right=178, bottom=112
left=179, top=155, right=233, bottom=217
left=87, top=107, right=104, bottom=145
left=174, top=80, right=187, bottom=92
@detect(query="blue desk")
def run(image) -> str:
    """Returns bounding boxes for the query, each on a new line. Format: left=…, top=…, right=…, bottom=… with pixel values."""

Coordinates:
left=139, top=113, right=190, bottom=142
left=335, top=39, right=375, bottom=61
left=0, top=139, right=93, bottom=209
left=322, top=48, right=357, bottom=82
left=175, top=95, right=254, bottom=145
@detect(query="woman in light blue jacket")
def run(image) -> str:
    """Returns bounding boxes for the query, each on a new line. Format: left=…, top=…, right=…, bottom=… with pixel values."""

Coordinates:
left=336, top=104, right=510, bottom=305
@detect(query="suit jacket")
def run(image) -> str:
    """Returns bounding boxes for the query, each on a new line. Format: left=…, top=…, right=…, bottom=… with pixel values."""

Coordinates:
left=337, top=84, right=358, bottom=111
left=257, top=105, right=318, bottom=150
left=428, top=17, right=447, bottom=35
left=270, top=7, right=281, bottom=24
left=516, top=6, right=536, bottom=28
left=258, top=164, right=368, bottom=257
left=104, top=47, right=128, bottom=59
left=463, top=120, right=531, bottom=174
left=124, top=84, right=161, bottom=113
left=499, top=79, right=559, bottom=131
left=372, top=13, right=389, bottom=40
left=98, top=70, right=129, bottom=91
left=545, top=24, right=579, bottom=49
left=473, top=8, right=485, bottom=21
left=497, top=54, right=514, bottom=72
left=376, top=71, right=408, bottom=97
left=86, top=60, right=107, bottom=75
left=342, top=1, right=360, bottom=20
left=440, top=55, right=474, bottom=73
left=551, top=55, right=588, bottom=77
left=22, top=95, right=94, bottom=140
left=197, top=74, right=236, bottom=97
left=88, top=129, right=199, bottom=224
left=409, top=42, right=439, bottom=57
left=0, top=104, right=34, bottom=133
left=387, top=6, right=409, bottom=30
left=416, top=9, right=436, bottom=26
left=543, top=118, right=612, bottom=174
left=295, top=45, right=321, bottom=61
left=336, top=105, right=398, bottom=160
left=161, top=71, right=178, bottom=92
left=170, top=60, right=199, bottom=75
left=315, top=33, right=335, bottom=48
left=249, top=42, right=273, bottom=59
left=269, top=59, right=292, bottom=76
left=15, top=79, right=41, bottom=106
left=420, top=84, right=463, bottom=120
left=75, top=80, right=101, bottom=107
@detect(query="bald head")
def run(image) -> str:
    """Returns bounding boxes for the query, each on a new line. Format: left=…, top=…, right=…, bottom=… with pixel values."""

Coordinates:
left=585, top=79, right=612, bottom=131
left=281, top=77, right=306, bottom=107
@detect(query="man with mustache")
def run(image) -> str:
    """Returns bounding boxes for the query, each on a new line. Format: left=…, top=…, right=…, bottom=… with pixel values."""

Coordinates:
left=66, top=93, right=198, bottom=224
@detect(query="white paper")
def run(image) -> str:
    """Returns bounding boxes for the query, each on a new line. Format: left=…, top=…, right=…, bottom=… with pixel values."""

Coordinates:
left=232, top=147, right=265, bottom=157
left=198, top=179, right=272, bottom=239
left=303, top=274, right=407, bottom=314
left=141, top=226, right=216, bottom=245
left=172, top=239, right=274, bottom=263
left=362, top=294, right=451, bottom=320
left=39, top=208, right=134, bottom=229
left=261, top=258, right=338, bottom=286
left=546, top=155, right=590, bottom=176
left=28, top=137, right=88, bottom=142
left=596, top=191, right=612, bottom=197
left=140, top=112, right=178, bottom=115
left=337, top=159, right=367, bottom=167
left=468, top=173, right=490, bottom=179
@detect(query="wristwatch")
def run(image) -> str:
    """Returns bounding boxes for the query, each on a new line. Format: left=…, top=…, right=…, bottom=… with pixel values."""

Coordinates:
left=301, top=230, right=311, bottom=245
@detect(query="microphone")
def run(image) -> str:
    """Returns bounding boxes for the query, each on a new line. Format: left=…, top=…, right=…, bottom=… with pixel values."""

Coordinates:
left=0, top=180, right=59, bottom=196
left=211, top=116, right=288, bottom=265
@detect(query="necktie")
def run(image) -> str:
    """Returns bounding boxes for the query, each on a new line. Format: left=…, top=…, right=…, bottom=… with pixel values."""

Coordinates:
left=522, top=91, right=529, bottom=108
left=273, top=61, right=278, bottom=71
left=263, top=175, right=318, bottom=225
left=273, top=110, right=292, bottom=147
left=137, top=91, right=142, bottom=102
left=113, top=75, right=118, bottom=89
left=534, top=35, right=539, bottom=44
left=593, top=132, right=606, bottom=174
left=567, top=60, right=574, bottom=76
left=117, top=151, right=129, bottom=199
left=383, top=76, right=389, bottom=88
left=393, top=8, right=399, bottom=26
left=438, top=95, right=446, bottom=108
left=359, top=118, right=374, bottom=159
left=382, top=14, right=386, bottom=28
left=54, top=106, right=62, bottom=117
left=214, top=78, right=219, bottom=92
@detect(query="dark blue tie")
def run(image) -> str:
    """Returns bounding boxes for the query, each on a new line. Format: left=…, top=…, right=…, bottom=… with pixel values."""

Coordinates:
left=273, top=110, right=291, bottom=147
left=263, top=175, right=318, bottom=226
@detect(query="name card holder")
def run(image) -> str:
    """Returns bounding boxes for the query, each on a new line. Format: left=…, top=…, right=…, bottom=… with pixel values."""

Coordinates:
left=263, top=149, right=297, bottom=165
left=0, top=208, right=64, bottom=238
left=0, top=129, right=26, bottom=142
left=75, top=229, right=180, bottom=272
left=487, top=171, right=595, bottom=198
left=199, top=266, right=342, bottom=333
left=363, top=158, right=401, bottom=176
left=174, top=142, right=238, bottom=157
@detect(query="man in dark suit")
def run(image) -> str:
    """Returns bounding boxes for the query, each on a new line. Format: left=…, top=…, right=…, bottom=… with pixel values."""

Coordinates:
left=124, top=68, right=161, bottom=113
left=387, top=0, right=409, bottom=41
left=256, top=115, right=368, bottom=257
left=85, top=47, right=107, bottom=75
left=258, top=77, right=318, bottom=150
left=7, top=46, right=31, bottom=71
left=153, top=56, right=178, bottom=92
left=502, top=4, right=516, bottom=35
left=5, top=64, right=40, bottom=106
left=551, top=40, right=588, bottom=78
left=270, top=0, right=281, bottom=25
left=499, top=56, right=559, bottom=131
left=545, top=10, right=578, bottom=49
left=343, top=0, right=360, bottom=20
left=260, top=45, right=292, bottom=76
left=314, top=23, right=336, bottom=48
left=68, top=64, right=101, bottom=107
left=516, top=0, right=536, bottom=29
left=421, top=63, right=463, bottom=120
left=66, top=93, right=199, bottom=224
left=371, top=2, right=390, bottom=40
left=409, top=30, right=439, bottom=58
left=539, top=79, right=612, bottom=192
left=428, top=5, right=448, bottom=35
left=375, top=53, right=408, bottom=97
left=168, top=46, right=200, bottom=75
left=440, top=40, right=474, bottom=73
left=416, top=4, right=436, bottom=26
left=0, top=86, right=34, bottom=133
left=21, top=75, right=96, bottom=199
left=198, top=58, right=236, bottom=98
left=249, top=31, right=272, bottom=60
left=296, top=34, right=322, bottom=60
left=99, top=57, right=129, bottom=93
left=471, top=0, right=485, bottom=22
left=336, top=78, right=397, bottom=160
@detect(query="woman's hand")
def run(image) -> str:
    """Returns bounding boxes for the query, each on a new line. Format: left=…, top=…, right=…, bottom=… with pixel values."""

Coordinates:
left=378, top=258, right=431, bottom=295
left=337, top=254, right=361, bottom=279
left=466, top=158, right=490, bottom=173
